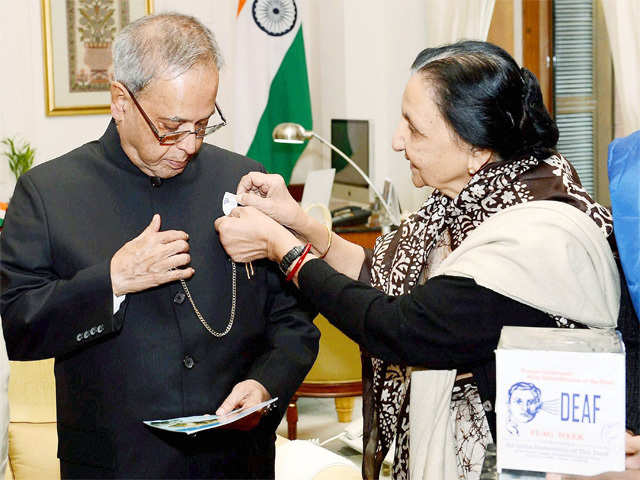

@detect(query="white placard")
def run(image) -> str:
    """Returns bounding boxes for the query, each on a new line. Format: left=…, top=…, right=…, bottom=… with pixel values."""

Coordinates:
left=496, top=327, right=625, bottom=476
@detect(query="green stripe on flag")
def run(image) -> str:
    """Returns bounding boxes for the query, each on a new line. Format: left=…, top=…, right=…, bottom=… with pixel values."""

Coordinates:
left=247, top=27, right=312, bottom=184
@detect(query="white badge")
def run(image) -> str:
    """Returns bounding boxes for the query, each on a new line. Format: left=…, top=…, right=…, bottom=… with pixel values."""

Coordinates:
left=222, top=192, right=238, bottom=216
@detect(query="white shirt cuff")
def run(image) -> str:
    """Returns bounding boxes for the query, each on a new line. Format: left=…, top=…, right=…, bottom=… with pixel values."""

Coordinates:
left=113, top=294, right=126, bottom=314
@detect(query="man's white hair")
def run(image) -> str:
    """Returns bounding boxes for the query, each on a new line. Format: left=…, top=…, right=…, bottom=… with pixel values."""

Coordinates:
left=112, top=12, right=223, bottom=94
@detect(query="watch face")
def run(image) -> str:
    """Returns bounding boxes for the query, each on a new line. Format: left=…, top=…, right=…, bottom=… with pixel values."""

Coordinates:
left=280, top=245, right=304, bottom=274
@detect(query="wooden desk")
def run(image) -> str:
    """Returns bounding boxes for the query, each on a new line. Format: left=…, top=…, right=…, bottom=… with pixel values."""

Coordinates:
left=334, top=226, right=380, bottom=250
left=286, top=228, right=380, bottom=439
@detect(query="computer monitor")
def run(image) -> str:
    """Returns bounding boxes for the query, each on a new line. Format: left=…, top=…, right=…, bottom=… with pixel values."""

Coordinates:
left=330, top=119, right=370, bottom=206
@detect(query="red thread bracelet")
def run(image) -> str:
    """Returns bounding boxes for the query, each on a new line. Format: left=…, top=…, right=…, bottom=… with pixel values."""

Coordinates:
left=286, top=243, right=312, bottom=282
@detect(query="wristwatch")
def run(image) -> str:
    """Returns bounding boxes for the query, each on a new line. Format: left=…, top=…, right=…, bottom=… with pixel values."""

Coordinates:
left=279, top=245, right=306, bottom=275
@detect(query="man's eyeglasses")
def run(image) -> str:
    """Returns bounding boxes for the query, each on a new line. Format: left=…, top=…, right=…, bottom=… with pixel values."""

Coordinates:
left=123, top=84, right=227, bottom=146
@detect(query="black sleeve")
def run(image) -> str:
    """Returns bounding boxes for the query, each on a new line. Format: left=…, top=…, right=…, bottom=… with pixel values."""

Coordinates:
left=0, top=175, right=121, bottom=360
left=615, top=255, right=640, bottom=434
left=357, top=248, right=373, bottom=284
left=247, top=263, right=319, bottom=417
left=298, top=258, right=556, bottom=370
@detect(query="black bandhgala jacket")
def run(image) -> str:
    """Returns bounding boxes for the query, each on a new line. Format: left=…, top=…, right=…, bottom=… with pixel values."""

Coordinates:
left=0, top=121, right=319, bottom=479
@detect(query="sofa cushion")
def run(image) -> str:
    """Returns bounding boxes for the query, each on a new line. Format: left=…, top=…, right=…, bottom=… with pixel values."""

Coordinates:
left=7, top=422, right=59, bottom=480
left=4, top=457, right=13, bottom=480
left=8, top=360, right=56, bottom=423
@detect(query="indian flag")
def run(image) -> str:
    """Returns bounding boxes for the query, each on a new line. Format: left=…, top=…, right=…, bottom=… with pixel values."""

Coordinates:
left=234, top=0, right=312, bottom=183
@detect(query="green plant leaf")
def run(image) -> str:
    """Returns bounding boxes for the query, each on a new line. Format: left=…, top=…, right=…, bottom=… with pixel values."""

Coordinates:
left=2, top=137, right=35, bottom=181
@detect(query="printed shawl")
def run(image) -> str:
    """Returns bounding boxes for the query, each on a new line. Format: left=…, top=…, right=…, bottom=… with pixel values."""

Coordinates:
left=362, top=154, right=613, bottom=479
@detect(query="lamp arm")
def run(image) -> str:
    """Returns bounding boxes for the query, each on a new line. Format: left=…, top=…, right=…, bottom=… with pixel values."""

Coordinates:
left=311, top=132, right=400, bottom=226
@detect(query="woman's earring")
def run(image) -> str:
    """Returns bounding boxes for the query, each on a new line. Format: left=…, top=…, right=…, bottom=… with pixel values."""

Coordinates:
left=468, top=167, right=476, bottom=175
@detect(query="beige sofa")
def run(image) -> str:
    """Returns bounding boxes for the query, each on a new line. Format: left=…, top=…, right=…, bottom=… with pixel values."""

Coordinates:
left=5, top=359, right=59, bottom=480
left=4, top=359, right=359, bottom=480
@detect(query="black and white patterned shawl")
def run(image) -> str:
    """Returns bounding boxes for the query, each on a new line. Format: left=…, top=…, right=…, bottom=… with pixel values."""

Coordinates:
left=362, top=154, right=613, bottom=480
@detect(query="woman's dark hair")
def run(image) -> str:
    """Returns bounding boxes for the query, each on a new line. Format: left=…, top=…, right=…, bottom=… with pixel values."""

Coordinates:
left=411, top=41, right=558, bottom=162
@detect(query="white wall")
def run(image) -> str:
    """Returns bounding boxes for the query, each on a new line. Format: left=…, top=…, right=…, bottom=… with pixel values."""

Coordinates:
left=0, top=0, right=431, bottom=212
left=0, top=1, right=112, bottom=201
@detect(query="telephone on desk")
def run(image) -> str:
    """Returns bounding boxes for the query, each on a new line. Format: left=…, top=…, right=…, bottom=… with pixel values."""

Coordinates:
left=331, top=206, right=371, bottom=227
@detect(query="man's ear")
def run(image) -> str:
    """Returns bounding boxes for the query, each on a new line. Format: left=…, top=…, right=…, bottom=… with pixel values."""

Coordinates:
left=110, top=82, right=127, bottom=122
left=467, top=147, right=493, bottom=175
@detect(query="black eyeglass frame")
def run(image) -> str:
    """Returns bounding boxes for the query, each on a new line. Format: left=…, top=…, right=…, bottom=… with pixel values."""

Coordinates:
left=123, top=84, right=227, bottom=145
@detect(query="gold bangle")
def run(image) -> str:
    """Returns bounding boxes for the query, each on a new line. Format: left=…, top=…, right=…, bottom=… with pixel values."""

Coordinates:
left=318, top=225, right=332, bottom=259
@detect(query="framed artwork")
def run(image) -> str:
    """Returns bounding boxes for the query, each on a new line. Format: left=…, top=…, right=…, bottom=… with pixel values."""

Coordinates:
left=42, top=0, right=154, bottom=116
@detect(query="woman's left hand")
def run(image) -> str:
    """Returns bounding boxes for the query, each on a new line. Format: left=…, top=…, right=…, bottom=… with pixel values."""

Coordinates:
left=214, top=206, right=294, bottom=263
left=625, top=433, right=640, bottom=470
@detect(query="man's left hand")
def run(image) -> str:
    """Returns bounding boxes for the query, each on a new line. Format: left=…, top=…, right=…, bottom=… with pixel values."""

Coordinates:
left=215, top=379, right=271, bottom=431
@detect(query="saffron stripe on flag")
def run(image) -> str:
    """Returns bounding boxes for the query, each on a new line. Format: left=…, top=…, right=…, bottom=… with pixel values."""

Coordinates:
left=237, top=0, right=247, bottom=16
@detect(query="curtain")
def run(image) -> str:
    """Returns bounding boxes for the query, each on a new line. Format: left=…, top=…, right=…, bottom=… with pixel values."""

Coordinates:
left=602, top=0, right=640, bottom=136
left=424, top=0, right=496, bottom=46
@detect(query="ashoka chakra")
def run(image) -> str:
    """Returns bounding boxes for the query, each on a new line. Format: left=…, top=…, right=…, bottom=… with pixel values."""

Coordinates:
left=252, top=0, right=297, bottom=37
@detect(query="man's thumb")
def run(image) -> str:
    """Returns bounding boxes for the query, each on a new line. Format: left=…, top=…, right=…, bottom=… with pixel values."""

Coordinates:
left=145, top=214, right=161, bottom=233
left=216, top=391, right=241, bottom=416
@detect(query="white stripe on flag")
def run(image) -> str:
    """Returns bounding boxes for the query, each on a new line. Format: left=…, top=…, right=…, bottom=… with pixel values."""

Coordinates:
left=234, top=2, right=302, bottom=155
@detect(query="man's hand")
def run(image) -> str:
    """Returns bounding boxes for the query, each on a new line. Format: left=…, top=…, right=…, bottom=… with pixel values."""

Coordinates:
left=215, top=379, right=271, bottom=431
left=236, top=172, right=305, bottom=230
left=214, top=206, right=299, bottom=263
left=110, top=214, right=194, bottom=296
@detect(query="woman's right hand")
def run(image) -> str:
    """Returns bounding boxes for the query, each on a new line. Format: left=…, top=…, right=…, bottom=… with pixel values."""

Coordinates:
left=214, top=205, right=299, bottom=263
left=236, top=172, right=307, bottom=230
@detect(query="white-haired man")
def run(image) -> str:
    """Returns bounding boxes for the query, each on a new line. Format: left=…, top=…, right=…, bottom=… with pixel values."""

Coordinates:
left=1, top=13, right=318, bottom=479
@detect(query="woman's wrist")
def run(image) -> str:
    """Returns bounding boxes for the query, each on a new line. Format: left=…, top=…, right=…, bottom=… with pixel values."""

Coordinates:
left=284, top=243, right=312, bottom=281
left=288, top=204, right=313, bottom=236
left=269, top=227, right=303, bottom=263
left=292, top=210, right=331, bottom=254
left=290, top=254, right=316, bottom=287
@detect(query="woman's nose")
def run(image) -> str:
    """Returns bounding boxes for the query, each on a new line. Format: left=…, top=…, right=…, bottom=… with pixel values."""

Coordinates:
left=391, top=124, right=405, bottom=152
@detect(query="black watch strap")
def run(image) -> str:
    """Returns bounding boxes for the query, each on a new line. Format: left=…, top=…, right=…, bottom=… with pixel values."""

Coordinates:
left=279, top=245, right=305, bottom=275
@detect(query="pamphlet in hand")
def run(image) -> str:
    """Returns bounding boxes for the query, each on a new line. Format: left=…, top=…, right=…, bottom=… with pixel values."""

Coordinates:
left=143, top=397, right=278, bottom=435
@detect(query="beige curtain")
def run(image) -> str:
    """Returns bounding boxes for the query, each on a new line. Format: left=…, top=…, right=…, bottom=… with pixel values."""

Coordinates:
left=425, top=0, right=496, bottom=46
left=602, top=0, right=640, bottom=136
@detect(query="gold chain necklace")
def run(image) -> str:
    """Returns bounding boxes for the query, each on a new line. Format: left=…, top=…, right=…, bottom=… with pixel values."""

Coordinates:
left=178, top=262, right=236, bottom=337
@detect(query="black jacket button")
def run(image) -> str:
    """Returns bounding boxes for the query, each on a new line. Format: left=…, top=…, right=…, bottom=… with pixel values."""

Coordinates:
left=183, top=355, right=194, bottom=369
left=173, top=292, right=186, bottom=304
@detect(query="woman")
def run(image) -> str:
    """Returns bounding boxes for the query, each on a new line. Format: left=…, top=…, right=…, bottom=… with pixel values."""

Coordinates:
left=215, top=41, right=625, bottom=479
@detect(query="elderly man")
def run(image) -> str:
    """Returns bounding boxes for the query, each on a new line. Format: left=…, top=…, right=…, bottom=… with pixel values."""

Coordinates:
left=0, top=13, right=318, bottom=479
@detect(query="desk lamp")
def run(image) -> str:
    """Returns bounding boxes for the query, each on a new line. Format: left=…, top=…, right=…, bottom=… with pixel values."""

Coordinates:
left=272, top=123, right=400, bottom=226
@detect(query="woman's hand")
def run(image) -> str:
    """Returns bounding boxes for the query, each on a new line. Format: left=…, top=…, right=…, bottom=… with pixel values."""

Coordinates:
left=214, top=206, right=298, bottom=263
left=625, top=433, right=640, bottom=470
left=236, top=172, right=307, bottom=230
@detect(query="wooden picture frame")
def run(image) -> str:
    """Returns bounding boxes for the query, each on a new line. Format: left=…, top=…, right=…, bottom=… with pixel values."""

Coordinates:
left=42, top=0, right=154, bottom=116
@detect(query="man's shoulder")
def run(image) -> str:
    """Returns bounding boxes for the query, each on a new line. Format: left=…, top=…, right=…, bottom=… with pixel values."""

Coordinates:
left=24, top=139, right=104, bottom=185
left=197, top=143, right=265, bottom=174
